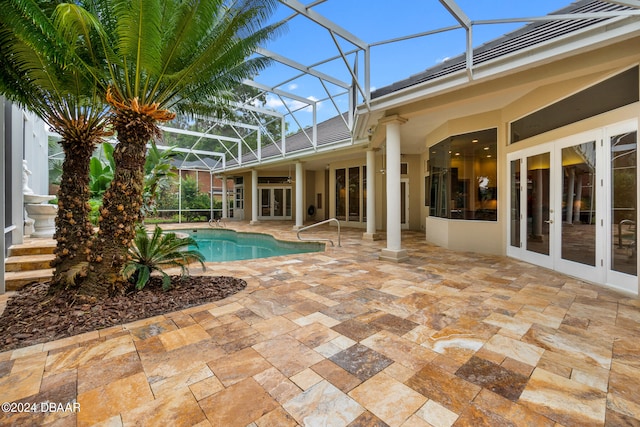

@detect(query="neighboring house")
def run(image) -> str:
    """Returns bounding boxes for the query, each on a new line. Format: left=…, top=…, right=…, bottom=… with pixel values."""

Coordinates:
left=2, top=0, right=639, bottom=295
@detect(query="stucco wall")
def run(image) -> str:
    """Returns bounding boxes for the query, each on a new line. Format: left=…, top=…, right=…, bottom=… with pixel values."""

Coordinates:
left=22, top=111, right=49, bottom=196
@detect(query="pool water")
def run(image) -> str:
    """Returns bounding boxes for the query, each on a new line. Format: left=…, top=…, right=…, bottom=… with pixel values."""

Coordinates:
left=181, top=229, right=324, bottom=262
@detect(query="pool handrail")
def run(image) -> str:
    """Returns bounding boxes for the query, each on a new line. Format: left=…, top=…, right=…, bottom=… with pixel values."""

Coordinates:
left=208, top=218, right=226, bottom=228
left=297, top=218, right=341, bottom=247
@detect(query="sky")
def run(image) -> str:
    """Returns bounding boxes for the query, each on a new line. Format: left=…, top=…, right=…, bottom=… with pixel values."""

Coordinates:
left=249, top=0, right=580, bottom=129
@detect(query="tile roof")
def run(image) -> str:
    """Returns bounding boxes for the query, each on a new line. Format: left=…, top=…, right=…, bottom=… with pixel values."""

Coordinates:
left=173, top=113, right=351, bottom=170
left=371, top=0, right=634, bottom=99
left=226, top=112, right=351, bottom=167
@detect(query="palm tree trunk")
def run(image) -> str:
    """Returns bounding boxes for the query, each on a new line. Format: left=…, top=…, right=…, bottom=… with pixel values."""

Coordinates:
left=81, top=109, right=156, bottom=297
left=50, top=139, right=96, bottom=287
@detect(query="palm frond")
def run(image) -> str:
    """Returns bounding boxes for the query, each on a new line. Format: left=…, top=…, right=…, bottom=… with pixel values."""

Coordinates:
left=0, top=0, right=109, bottom=129
left=125, top=226, right=205, bottom=290
left=107, top=0, right=165, bottom=100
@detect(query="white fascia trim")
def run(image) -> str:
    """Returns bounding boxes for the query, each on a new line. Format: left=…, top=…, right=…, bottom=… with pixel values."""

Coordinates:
left=603, top=0, right=640, bottom=7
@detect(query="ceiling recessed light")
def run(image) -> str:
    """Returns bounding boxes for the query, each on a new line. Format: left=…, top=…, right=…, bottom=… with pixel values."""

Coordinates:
left=472, top=139, right=479, bottom=143
left=455, top=152, right=460, bottom=156
left=483, top=146, right=490, bottom=150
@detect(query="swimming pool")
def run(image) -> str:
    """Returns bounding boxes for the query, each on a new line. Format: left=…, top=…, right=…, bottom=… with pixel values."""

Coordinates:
left=180, top=229, right=324, bottom=262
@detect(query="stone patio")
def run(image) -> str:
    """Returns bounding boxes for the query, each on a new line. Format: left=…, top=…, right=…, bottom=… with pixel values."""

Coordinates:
left=0, top=221, right=639, bottom=426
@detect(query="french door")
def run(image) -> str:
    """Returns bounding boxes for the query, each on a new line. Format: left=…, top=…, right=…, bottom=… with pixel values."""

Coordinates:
left=258, top=186, right=292, bottom=220
left=507, top=121, right=637, bottom=293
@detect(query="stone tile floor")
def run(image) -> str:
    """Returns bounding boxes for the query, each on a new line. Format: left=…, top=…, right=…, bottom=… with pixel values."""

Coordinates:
left=1, top=221, right=639, bottom=426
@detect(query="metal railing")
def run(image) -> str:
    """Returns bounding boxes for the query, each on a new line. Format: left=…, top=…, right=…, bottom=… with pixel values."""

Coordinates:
left=208, top=218, right=226, bottom=228
left=297, top=218, right=341, bottom=247
left=618, top=219, right=636, bottom=250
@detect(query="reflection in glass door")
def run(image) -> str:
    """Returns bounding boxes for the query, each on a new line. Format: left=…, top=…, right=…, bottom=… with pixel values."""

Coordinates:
left=274, top=189, right=284, bottom=217
left=508, top=147, right=554, bottom=268
left=561, top=141, right=596, bottom=267
left=526, top=152, right=551, bottom=256
left=261, top=189, right=271, bottom=217
left=510, top=159, right=521, bottom=248
left=610, top=130, right=637, bottom=277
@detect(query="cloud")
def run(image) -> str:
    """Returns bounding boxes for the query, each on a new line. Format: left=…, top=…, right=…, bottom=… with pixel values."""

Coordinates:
left=265, top=95, right=322, bottom=113
left=287, top=83, right=298, bottom=90
left=436, top=56, right=451, bottom=64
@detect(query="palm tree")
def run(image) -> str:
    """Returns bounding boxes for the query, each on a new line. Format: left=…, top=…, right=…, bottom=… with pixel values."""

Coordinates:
left=0, top=1, right=110, bottom=288
left=80, top=0, right=282, bottom=295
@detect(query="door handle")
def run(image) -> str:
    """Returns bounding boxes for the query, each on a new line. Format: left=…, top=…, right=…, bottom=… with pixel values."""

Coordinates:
left=545, top=219, right=554, bottom=224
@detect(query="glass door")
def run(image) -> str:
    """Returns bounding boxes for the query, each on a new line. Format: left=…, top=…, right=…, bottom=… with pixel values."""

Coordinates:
left=274, top=188, right=284, bottom=217
left=260, top=188, right=271, bottom=217
left=507, top=144, right=555, bottom=268
left=508, top=122, right=638, bottom=293
left=607, top=123, right=637, bottom=292
left=554, top=134, right=601, bottom=282
left=258, top=187, right=293, bottom=220
left=526, top=151, right=552, bottom=259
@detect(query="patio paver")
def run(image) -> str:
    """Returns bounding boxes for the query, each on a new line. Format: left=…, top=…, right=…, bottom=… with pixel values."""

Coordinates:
left=1, top=221, right=639, bottom=426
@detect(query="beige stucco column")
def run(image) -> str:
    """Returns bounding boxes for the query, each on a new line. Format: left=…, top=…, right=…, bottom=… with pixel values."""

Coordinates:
left=250, top=169, right=259, bottom=225
left=293, top=162, right=304, bottom=230
left=221, top=176, right=228, bottom=219
left=363, top=148, right=379, bottom=240
left=379, top=116, right=408, bottom=262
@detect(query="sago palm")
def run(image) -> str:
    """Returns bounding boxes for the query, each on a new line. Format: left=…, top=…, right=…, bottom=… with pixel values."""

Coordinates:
left=123, top=226, right=205, bottom=291
left=0, top=1, right=110, bottom=288
left=81, top=0, right=282, bottom=295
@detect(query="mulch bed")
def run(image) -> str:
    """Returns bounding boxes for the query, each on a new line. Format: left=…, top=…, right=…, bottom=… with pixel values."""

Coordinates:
left=0, top=276, right=246, bottom=352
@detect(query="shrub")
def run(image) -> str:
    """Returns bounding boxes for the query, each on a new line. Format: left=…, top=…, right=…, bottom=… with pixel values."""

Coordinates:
left=122, top=226, right=206, bottom=291
left=88, top=198, right=102, bottom=226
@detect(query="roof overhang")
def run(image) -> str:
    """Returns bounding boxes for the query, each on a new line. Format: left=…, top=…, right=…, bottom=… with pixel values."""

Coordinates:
left=355, top=13, right=640, bottom=142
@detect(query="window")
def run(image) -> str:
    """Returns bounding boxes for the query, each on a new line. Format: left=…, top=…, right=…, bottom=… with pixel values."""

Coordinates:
left=429, top=129, right=498, bottom=221
left=336, top=168, right=346, bottom=220
left=258, top=176, right=289, bottom=184
left=511, top=67, right=639, bottom=143
left=335, top=166, right=366, bottom=222
left=234, top=178, right=243, bottom=211
left=348, top=167, right=360, bottom=221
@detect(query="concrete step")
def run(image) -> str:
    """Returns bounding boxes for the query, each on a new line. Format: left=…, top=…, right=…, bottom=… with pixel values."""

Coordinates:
left=5, top=254, right=55, bottom=272
left=8, top=241, right=56, bottom=256
left=4, top=269, right=53, bottom=291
